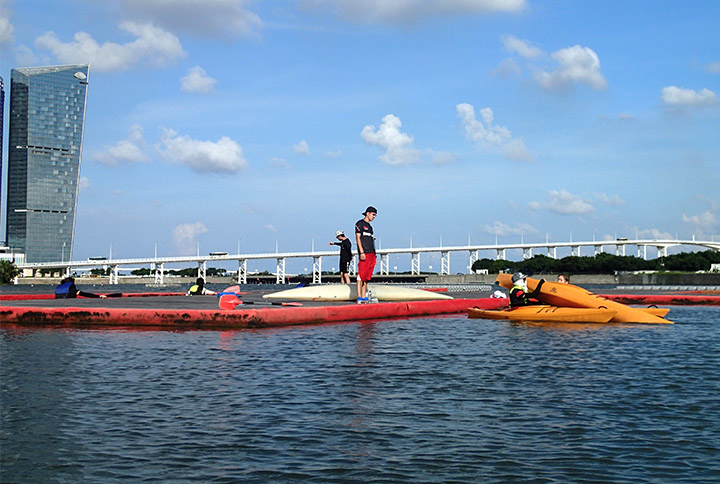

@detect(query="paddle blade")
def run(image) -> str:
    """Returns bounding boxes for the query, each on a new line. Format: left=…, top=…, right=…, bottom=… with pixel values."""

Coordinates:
left=218, top=294, right=241, bottom=310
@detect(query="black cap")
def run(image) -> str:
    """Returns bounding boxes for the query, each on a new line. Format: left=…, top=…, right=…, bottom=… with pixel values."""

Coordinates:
left=363, top=206, right=377, bottom=215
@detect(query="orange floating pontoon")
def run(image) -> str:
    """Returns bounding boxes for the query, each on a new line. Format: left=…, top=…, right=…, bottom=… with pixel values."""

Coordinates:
left=0, top=297, right=508, bottom=329
left=468, top=305, right=617, bottom=323
left=495, top=274, right=674, bottom=324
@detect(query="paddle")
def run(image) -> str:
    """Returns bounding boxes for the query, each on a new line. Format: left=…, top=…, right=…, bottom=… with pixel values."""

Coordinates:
left=221, top=285, right=248, bottom=295
left=217, top=292, right=302, bottom=310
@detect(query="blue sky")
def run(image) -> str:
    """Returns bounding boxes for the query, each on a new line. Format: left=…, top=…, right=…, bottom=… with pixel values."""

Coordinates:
left=1, top=0, right=719, bottom=271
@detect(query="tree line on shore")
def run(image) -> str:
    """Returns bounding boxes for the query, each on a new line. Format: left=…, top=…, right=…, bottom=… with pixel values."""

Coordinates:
left=471, top=250, right=720, bottom=275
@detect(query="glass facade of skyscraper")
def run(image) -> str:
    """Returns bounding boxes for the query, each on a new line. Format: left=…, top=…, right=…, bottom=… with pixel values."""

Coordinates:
left=6, top=65, right=89, bottom=263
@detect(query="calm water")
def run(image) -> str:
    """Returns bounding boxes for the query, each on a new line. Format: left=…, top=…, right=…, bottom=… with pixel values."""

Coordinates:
left=2, top=308, right=719, bottom=483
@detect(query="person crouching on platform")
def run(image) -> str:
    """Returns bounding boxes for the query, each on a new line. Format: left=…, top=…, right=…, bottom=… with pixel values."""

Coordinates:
left=509, top=272, right=545, bottom=307
left=355, top=206, right=377, bottom=304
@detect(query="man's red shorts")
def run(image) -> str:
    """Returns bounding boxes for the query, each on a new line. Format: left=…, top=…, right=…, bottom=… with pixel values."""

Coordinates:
left=357, top=253, right=376, bottom=281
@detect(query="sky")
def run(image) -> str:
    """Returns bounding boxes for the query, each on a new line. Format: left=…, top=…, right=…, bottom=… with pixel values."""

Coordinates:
left=1, top=0, right=719, bottom=272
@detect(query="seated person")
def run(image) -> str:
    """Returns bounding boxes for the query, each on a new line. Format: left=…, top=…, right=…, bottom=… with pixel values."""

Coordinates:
left=55, top=277, right=106, bottom=299
left=186, top=277, right=217, bottom=296
left=557, top=273, right=570, bottom=284
left=509, top=272, right=545, bottom=307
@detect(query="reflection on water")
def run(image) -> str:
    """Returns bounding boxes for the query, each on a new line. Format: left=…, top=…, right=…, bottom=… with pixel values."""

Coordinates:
left=2, top=307, right=719, bottom=483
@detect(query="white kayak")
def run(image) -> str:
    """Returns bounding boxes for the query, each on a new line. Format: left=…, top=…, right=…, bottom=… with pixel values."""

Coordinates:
left=263, top=284, right=453, bottom=301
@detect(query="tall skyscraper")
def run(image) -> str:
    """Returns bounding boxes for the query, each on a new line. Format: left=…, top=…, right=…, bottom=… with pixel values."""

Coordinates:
left=1, top=76, right=5, bottom=240
left=5, top=65, right=89, bottom=263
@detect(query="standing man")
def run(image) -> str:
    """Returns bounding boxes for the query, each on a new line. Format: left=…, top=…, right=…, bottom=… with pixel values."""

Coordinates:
left=355, top=206, right=377, bottom=304
left=329, top=230, right=352, bottom=284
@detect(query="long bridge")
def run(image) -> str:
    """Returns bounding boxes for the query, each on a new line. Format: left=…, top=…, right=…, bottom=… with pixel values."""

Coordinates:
left=15, top=238, right=720, bottom=285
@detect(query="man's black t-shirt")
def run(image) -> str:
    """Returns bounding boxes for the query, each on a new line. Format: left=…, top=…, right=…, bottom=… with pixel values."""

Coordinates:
left=355, top=219, right=375, bottom=254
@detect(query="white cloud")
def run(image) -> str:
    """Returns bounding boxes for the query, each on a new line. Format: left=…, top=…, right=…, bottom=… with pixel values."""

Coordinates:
left=501, top=137, right=532, bottom=162
left=595, top=192, right=626, bottom=207
left=293, top=140, right=310, bottom=155
left=79, top=177, right=91, bottom=190
left=172, top=222, right=208, bottom=255
left=302, top=0, right=527, bottom=24
left=270, top=157, right=290, bottom=169
left=159, top=129, right=247, bottom=173
left=361, top=114, right=421, bottom=165
left=634, top=227, right=674, bottom=240
left=529, top=189, right=594, bottom=215
left=502, top=35, right=543, bottom=59
left=493, top=57, right=522, bottom=77
left=93, top=125, right=151, bottom=166
left=661, top=86, right=717, bottom=107
left=535, top=45, right=607, bottom=91
left=324, top=149, right=343, bottom=158
left=0, top=7, right=14, bottom=46
left=682, top=211, right=718, bottom=229
left=34, top=21, right=185, bottom=72
left=118, top=0, right=262, bottom=38
left=181, top=66, right=217, bottom=93
left=427, top=150, right=456, bottom=164
left=483, top=221, right=538, bottom=237
left=457, top=103, right=532, bottom=161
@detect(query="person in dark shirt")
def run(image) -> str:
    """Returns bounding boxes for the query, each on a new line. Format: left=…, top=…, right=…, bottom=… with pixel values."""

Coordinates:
left=509, top=272, right=545, bottom=307
left=355, top=206, right=377, bottom=304
left=329, top=230, right=352, bottom=284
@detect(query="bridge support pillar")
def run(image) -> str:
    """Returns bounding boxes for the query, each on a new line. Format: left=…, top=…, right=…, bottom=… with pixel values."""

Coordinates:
left=496, top=248, right=506, bottom=260
left=313, top=257, right=322, bottom=284
left=441, top=251, right=450, bottom=275
left=468, top=250, right=479, bottom=273
left=109, top=265, right=119, bottom=285
left=411, top=252, right=420, bottom=275
left=153, top=263, right=165, bottom=285
left=237, top=260, right=247, bottom=284
left=276, top=258, right=286, bottom=284
left=547, top=247, right=556, bottom=259
left=522, top=248, right=532, bottom=260
left=197, top=261, right=206, bottom=281
left=572, top=246, right=580, bottom=257
left=380, top=253, right=389, bottom=275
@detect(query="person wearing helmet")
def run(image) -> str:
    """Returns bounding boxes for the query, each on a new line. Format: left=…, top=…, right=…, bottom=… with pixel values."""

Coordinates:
left=329, top=230, right=352, bottom=284
left=509, top=272, right=545, bottom=307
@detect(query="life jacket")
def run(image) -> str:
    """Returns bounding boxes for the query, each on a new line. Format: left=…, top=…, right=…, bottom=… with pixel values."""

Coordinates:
left=188, top=284, right=201, bottom=295
left=55, top=281, right=76, bottom=299
left=509, top=284, right=530, bottom=307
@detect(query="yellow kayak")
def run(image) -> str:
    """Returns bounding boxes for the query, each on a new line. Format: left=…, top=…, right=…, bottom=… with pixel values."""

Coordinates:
left=495, top=274, right=673, bottom=324
left=468, top=305, right=617, bottom=323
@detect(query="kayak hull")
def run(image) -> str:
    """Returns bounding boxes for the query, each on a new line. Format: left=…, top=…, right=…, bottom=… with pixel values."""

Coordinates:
left=495, top=274, right=673, bottom=324
left=264, top=284, right=453, bottom=301
left=468, top=305, right=617, bottom=323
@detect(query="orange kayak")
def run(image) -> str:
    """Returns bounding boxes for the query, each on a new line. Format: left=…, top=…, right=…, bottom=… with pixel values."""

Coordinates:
left=495, top=274, right=673, bottom=324
left=468, top=305, right=617, bottom=323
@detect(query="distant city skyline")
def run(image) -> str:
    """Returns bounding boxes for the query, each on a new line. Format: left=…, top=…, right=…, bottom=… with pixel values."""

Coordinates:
left=5, top=65, right=89, bottom=263
left=0, top=1, right=718, bottom=270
